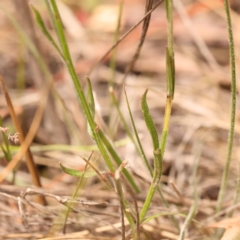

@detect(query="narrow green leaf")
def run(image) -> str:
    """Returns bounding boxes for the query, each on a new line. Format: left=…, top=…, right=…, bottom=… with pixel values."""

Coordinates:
left=0, top=118, right=11, bottom=161
left=60, top=163, right=108, bottom=178
left=0, top=145, right=9, bottom=161
left=140, top=148, right=162, bottom=222
left=97, top=128, right=140, bottom=193
left=165, top=0, right=175, bottom=98
left=86, top=77, right=95, bottom=138
left=143, top=211, right=184, bottom=224
left=141, top=89, right=159, bottom=150
left=31, top=6, right=65, bottom=60
left=48, top=0, right=115, bottom=174
left=124, top=87, right=152, bottom=174
left=166, top=47, right=175, bottom=98
left=86, top=77, right=95, bottom=118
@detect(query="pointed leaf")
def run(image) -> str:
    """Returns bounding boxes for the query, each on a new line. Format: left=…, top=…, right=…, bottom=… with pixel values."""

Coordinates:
left=0, top=145, right=9, bottom=161
left=86, top=77, right=95, bottom=138
left=31, top=6, right=65, bottom=60
left=60, top=163, right=108, bottom=178
left=86, top=77, right=95, bottom=118
left=141, top=89, right=159, bottom=150
left=124, top=87, right=152, bottom=174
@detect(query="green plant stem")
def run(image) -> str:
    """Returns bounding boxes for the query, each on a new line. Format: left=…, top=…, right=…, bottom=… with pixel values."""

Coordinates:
left=98, top=129, right=140, bottom=193
left=160, top=96, right=172, bottom=156
left=49, top=0, right=114, bottom=173
left=216, top=0, right=236, bottom=212
left=140, top=148, right=162, bottom=222
left=49, top=2, right=139, bottom=193
left=124, top=87, right=152, bottom=175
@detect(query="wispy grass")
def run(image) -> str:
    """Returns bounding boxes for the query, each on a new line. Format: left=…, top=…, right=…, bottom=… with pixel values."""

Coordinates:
left=36, top=0, right=140, bottom=193
left=216, top=0, right=237, bottom=213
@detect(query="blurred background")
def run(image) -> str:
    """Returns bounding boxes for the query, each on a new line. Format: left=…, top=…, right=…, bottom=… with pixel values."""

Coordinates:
left=0, top=0, right=240, bottom=239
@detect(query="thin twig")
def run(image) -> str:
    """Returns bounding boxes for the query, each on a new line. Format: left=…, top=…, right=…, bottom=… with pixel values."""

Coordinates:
left=88, top=0, right=164, bottom=76
left=0, top=74, right=46, bottom=205
left=119, top=0, right=154, bottom=91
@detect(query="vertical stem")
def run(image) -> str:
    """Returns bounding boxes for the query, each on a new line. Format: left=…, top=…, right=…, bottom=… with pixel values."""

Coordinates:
left=216, top=0, right=236, bottom=212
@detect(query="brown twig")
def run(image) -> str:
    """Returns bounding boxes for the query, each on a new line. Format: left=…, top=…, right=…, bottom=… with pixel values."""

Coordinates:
left=88, top=0, right=164, bottom=76
left=0, top=74, right=45, bottom=205
left=120, top=0, right=154, bottom=90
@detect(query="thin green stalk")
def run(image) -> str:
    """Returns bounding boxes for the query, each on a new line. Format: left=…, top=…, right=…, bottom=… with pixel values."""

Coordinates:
left=0, top=137, right=131, bottom=157
left=111, top=89, right=152, bottom=172
left=124, top=87, right=152, bottom=175
left=49, top=0, right=141, bottom=193
left=140, top=148, right=162, bottom=222
left=165, top=0, right=175, bottom=98
left=124, top=87, right=179, bottom=230
left=160, top=96, right=172, bottom=156
left=62, top=153, right=93, bottom=234
left=97, top=129, right=140, bottom=193
left=49, top=0, right=114, bottom=172
left=139, top=91, right=162, bottom=221
left=109, top=0, right=123, bottom=88
left=216, top=0, right=236, bottom=212
left=160, top=0, right=175, bottom=156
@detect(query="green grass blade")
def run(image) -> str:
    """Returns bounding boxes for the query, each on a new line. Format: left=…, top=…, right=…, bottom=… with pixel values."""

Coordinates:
left=141, top=89, right=159, bottom=150
left=48, top=0, right=115, bottom=173
left=159, top=96, right=172, bottom=156
left=86, top=77, right=95, bottom=118
left=216, top=0, right=237, bottom=212
left=97, top=129, right=140, bottom=193
left=60, top=163, right=108, bottom=178
left=31, top=5, right=65, bottom=60
left=124, top=87, right=152, bottom=175
left=165, top=0, right=175, bottom=98
left=140, top=148, right=162, bottom=222
left=86, top=77, right=95, bottom=138
left=111, top=88, right=151, bottom=174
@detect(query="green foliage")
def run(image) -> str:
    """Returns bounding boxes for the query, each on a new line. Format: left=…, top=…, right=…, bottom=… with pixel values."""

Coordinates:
left=141, top=90, right=159, bottom=150
left=60, top=163, right=108, bottom=178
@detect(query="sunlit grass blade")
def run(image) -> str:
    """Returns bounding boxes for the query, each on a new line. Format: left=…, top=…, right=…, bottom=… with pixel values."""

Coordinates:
left=110, top=88, right=135, bottom=142
left=160, top=0, right=175, bottom=157
left=124, top=86, right=178, bottom=228
left=143, top=211, right=186, bottom=224
left=31, top=6, right=65, bottom=60
left=0, top=119, right=11, bottom=161
left=141, top=89, right=159, bottom=150
left=165, top=0, right=175, bottom=98
left=86, top=77, right=95, bottom=118
left=124, top=87, right=152, bottom=175
left=166, top=47, right=175, bottom=97
left=140, top=148, right=162, bottom=222
left=97, top=128, right=140, bottom=193
left=60, top=163, right=108, bottom=178
left=159, top=96, right=172, bottom=156
left=110, top=88, right=152, bottom=175
left=48, top=0, right=116, bottom=174
left=86, top=77, right=95, bottom=138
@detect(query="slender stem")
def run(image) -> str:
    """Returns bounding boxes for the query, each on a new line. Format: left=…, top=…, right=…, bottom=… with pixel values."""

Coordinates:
left=160, top=96, right=172, bottom=156
left=49, top=0, right=114, bottom=173
left=216, top=0, right=236, bottom=212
